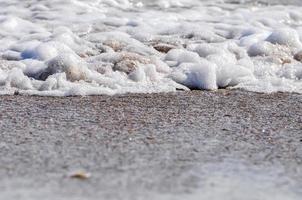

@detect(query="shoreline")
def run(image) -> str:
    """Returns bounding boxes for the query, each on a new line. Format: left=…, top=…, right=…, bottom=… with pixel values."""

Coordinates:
left=1, top=87, right=302, bottom=97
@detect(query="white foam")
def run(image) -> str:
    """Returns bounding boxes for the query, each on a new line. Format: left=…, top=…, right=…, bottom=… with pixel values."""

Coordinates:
left=0, top=0, right=302, bottom=95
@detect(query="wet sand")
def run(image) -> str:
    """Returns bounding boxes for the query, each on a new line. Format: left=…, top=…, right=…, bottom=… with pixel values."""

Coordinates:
left=0, top=90, right=301, bottom=199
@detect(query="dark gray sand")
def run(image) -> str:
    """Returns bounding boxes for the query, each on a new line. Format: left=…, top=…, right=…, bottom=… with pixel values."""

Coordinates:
left=0, top=90, right=302, bottom=200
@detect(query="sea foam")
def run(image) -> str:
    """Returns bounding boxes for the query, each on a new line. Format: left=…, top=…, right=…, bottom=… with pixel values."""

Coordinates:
left=0, top=0, right=302, bottom=95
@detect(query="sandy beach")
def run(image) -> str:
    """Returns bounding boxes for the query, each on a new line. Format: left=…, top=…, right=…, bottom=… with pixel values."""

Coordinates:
left=0, top=90, right=301, bottom=199
left=1, top=0, right=302, bottom=199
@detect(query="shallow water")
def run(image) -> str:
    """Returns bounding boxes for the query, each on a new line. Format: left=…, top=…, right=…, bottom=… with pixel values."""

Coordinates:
left=0, top=0, right=302, bottom=95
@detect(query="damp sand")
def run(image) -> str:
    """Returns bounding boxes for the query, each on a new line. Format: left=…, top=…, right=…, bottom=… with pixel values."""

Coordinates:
left=0, top=90, right=301, bottom=199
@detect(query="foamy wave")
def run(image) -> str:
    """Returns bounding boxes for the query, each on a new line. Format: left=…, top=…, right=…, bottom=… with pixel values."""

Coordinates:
left=0, top=0, right=302, bottom=95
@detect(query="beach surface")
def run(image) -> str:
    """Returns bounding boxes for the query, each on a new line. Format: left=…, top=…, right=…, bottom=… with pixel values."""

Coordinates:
left=0, top=90, right=301, bottom=200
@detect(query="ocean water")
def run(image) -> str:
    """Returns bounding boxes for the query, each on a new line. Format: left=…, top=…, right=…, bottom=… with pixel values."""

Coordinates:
left=0, top=0, right=302, bottom=95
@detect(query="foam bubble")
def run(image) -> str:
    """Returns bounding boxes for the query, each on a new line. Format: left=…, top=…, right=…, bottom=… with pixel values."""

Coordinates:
left=266, top=28, right=302, bottom=48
